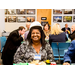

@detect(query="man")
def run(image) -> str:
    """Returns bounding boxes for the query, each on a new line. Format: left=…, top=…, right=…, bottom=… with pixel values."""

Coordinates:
left=63, top=24, right=75, bottom=65
left=62, top=24, right=71, bottom=34
left=24, top=22, right=30, bottom=40
left=1, top=26, right=25, bottom=65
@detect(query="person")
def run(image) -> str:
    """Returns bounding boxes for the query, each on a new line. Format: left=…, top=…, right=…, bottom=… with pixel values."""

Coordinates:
left=1, top=26, right=25, bottom=65
left=49, top=23, right=68, bottom=45
left=62, top=24, right=71, bottom=34
left=24, top=22, right=30, bottom=40
left=68, top=24, right=75, bottom=41
left=14, top=21, right=54, bottom=64
left=63, top=24, right=75, bottom=65
left=43, top=23, right=51, bottom=40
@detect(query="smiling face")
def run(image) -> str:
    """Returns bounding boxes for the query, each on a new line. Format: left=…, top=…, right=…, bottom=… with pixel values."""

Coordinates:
left=44, top=24, right=49, bottom=31
left=31, top=29, right=41, bottom=42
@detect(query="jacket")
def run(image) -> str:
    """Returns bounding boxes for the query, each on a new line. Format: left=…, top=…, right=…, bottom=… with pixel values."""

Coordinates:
left=49, top=32, right=68, bottom=45
left=69, top=31, right=75, bottom=40
left=64, top=40, right=75, bottom=64
left=2, top=29, right=23, bottom=65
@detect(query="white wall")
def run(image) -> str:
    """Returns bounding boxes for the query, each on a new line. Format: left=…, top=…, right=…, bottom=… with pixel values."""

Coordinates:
left=51, top=9, right=75, bottom=30
left=0, top=9, right=5, bottom=37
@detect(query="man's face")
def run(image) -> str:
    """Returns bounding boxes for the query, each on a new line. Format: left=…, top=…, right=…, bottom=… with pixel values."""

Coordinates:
left=65, top=24, right=68, bottom=28
left=26, top=24, right=30, bottom=30
left=71, top=25, right=75, bottom=33
left=20, top=29, right=25, bottom=35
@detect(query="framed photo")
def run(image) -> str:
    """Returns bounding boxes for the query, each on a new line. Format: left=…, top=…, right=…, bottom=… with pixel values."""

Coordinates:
left=5, top=9, right=7, bottom=14
left=64, top=9, right=72, bottom=14
left=73, top=16, right=75, bottom=22
left=8, top=9, right=16, bottom=15
left=27, top=9, right=35, bottom=14
left=16, top=9, right=26, bottom=14
left=17, top=16, right=26, bottom=22
left=53, top=9, right=62, bottom=14
left=27, top=16, right=35, bottom=22
left=74, top=9, right=75, bottom=14
left=53, top=16, right=62, bottom=22
left=63, top=16, right=72, bottom=22
left=8, top=16, right=16, bottom=22
left=5, top=16, right=7, bottom=22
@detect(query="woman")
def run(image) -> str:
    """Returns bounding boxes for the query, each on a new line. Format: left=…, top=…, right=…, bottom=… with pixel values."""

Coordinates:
left=43, top=23, right=51, bottom=40
left=49, top=23, right=68, bottom=45
left=14, top=21, right=54, bottom=64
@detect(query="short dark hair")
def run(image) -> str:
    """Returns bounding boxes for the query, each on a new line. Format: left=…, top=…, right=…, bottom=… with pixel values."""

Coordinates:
left=43, top=23, right=50, bottom=30
left=18, top=26, right=25, bottom=31
left=27, top=26, right=47, bottom=49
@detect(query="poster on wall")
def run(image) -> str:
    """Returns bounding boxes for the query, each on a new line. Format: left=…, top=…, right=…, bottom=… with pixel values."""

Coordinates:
left=8, top=16, right=16, bottom=22
left=5, top=16, right=7, bottom=22
left=27, top=16, right=35, bottom=22
left=53, top=16, right=62, bottom=22
left=64, top=9, right=72, bottom=14
left=53, top=9, right=62, bottom=14
left=63, top=16, right=72, bottom=22
left=5, top=9, right=7, bottom=14
left=27, top=9, right=35, bottom=14
left=17, top=16, right=26, bottom=22
left=73, top=16, right=75, bottom=22
left=8, top=9, right=16, bottom=15
left=17, top=9, right=26, bottom=14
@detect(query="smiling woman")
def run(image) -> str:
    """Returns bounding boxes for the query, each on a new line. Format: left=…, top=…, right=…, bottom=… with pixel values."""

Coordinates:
left=14, top=21, right=54, bottom=64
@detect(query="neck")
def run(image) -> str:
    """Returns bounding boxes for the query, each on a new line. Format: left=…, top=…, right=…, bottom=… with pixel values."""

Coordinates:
left=32, top=41, right=41, bottom=46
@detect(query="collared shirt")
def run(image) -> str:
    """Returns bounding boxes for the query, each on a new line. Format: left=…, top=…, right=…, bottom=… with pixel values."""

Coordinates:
left=14, top=41, right=54, bottom=64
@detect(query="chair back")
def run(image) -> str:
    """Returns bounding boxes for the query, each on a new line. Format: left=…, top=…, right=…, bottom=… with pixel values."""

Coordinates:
left=0, top=37, right=7, bottom=52
left=51, top=42, right=59, bottom=60
left=58, top=42, right=70, bottom=60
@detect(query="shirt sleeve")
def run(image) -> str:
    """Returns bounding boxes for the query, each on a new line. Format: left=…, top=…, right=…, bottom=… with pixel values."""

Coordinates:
left=14, top=42, right=26, bottom=64
left=64, top=40, right=75, bottom=64
left=46, top=43, right=54, bottom=62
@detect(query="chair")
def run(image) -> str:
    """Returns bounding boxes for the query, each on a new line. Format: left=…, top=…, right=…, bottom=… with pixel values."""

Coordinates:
left=51, top=42, right=59, bottom=60
left=0, top=37, right=7, bottom=52
left=58, top=42, right=70, bottom=60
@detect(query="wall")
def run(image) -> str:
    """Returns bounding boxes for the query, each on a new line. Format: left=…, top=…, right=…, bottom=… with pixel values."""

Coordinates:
left=51, top=9, right=75, bottom=30
left=37, top=9, right=52, bottom=29
left=0, top=9, right=5, bottom=37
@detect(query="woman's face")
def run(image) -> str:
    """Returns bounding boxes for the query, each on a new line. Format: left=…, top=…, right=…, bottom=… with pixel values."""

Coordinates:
left=31, top=29, right=41, bottom=42
left=44, top=24, right=49, bottom=30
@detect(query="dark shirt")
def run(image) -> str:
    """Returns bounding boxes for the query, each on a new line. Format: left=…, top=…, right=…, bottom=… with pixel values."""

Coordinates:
left=49, top=32, right=68, bottom=45
left=62, top=27, right=71, bottom=34
left=69, top=31, right=75, bottom=41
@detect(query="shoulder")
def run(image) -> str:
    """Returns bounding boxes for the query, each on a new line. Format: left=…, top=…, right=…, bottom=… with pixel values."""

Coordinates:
left=71, top=40, right=75, bottom=44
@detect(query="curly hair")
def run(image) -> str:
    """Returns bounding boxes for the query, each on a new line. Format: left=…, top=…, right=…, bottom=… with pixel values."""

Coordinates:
left=27, top=26, right=47, bottom=49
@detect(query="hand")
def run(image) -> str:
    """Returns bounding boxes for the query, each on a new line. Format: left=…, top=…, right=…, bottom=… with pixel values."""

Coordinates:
left=63, top=62, right=70, bottom=65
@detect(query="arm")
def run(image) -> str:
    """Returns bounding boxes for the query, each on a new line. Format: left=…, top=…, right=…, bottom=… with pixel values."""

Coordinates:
left=14, top=43, right=26, bottom=64
left=46, top=43, right=54, bottom=62
left=64, top=40, right=75, bottom=64
left=11, top=33, right=23, bottom=45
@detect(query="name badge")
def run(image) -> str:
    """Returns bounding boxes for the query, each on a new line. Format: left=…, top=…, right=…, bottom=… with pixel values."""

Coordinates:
left=34, top=54, right=41, bottom=60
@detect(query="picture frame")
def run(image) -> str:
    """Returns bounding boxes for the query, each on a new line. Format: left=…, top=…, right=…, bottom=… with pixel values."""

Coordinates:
left=17, top=16, right=26, bottom=22
left=64, top=9, right=72, bottom=14
left=27, top=16, right=35, bottom=22
left=8, top=9, right=16, bottom=15
left=53, top=9, right=62, bottom=14
left=16, top=9, right=26, bottom=14
left=27, top=9, right=35, bottom=14
left=8, top=16, right=16, bottom=22
left=63, top=16, right=72, bottom=22
left=5, top=9, right=7, bottom=14
left=53, top=16, right=62, bottom=22
left=74, top=9, right=75, bottom=14
left=73, top=16, right=75, bottom=22
left=5, top=16, right=7, bottom=22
